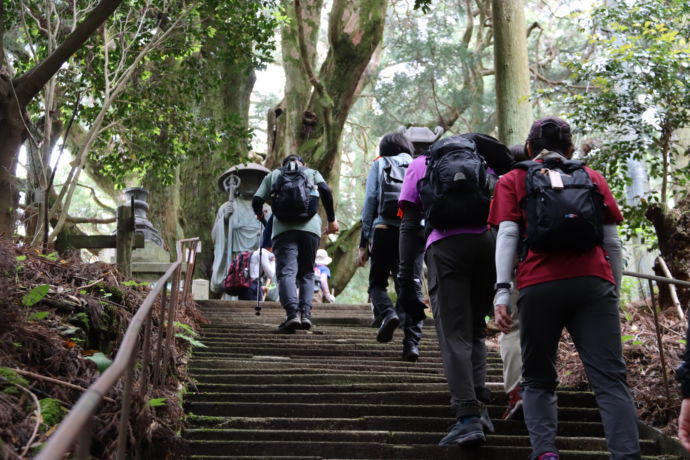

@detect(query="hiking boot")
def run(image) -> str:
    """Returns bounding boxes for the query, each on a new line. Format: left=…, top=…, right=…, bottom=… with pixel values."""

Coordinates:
left=402, top=343, right=419, bottom=362
left=438, top=417, right=485, bottom=447
left=537, top=452, right=559, bottom=460
left=502, top=387, right=523, bottom=420
left=479, top=406, right=494, bottom=433
left=300, top=314, right=313, bottom=330
left=376, top=312, right=400, bottom=343
left=371, top=312, right=383, bottom=328
left=277, top=314, right=301, bottom=333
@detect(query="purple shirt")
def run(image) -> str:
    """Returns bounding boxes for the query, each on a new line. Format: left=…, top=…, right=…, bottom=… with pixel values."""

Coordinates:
left=398, top=155, right=487, bottom=249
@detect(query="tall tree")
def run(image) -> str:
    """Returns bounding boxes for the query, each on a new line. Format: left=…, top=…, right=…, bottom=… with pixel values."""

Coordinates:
left=492, top=0, right=532, bottom=145
left=267, top=0, right=388, bottom=293
left=0, top=0, right=124, bottom=237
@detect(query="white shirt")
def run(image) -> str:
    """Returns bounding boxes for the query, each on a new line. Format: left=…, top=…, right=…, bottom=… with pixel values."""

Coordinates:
left=250, top=249, right=275, bottom=280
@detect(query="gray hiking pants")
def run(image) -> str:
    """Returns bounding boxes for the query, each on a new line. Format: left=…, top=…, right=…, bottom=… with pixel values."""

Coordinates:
left=519, top=276, right=640, bottom=460
left=273, top=230, right=320, bottom=318
left=425, top=231, right=495, bottom=418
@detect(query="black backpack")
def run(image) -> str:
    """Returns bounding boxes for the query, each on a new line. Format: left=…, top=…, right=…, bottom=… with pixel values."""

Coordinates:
left=518, top=156, right=605, bottom=253
left=418, top=135, right=494, bottom=230
left=377, top=156, right=409, bottom=219
left=269, top=164, right=318, bottom=223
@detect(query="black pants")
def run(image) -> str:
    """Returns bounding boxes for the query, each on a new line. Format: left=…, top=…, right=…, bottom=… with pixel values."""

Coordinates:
left=369, top=226, right=423, bottom=346
left=425, top=231, right=495, bottom=418
left=519, top=276, right=640, bottom=460
left=272, top=230, right=320, bottom=318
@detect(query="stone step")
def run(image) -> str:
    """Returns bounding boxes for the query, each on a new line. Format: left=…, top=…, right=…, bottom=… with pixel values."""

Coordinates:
left=184, top=401, right=601, bottom=422
left=190, top=382, right=508, bottom=394
left=189, top=372, right=505, bottom=384
left=184, top=430, right=658, bottom=455
left=186, top=415, right=607, bottom=437
left=186, top=440, right=671, bottom=460
left=185, top=390, right=596, bottom=407
left=198, top=300, right=374, bottom=312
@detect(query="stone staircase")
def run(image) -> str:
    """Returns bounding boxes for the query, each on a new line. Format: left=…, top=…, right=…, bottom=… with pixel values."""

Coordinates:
left=184, top=300, right=687, bottom=459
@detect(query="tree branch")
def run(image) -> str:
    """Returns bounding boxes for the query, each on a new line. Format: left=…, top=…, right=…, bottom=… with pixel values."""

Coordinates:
left=14, top=0, right=125, bottom=104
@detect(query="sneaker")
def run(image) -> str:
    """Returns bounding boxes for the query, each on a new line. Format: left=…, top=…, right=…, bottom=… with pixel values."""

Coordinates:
left=376, top=312, right=400, bottom=343
left=479, top=406, right=494, bottom=433
left=438, top=417, right=486, bottom=447
left=502, top=387, right=523, bottom=420
left=277, top=315, right=300, bottom=333
left=301, top=315, right=313, bottom=330
left=537, top=452, right=559, bottom=460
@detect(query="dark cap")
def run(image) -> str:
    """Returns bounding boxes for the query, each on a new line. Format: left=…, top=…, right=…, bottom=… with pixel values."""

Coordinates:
left=282, top=154, right=305, bottom=167
left=527, top=117, right=572, bottom=143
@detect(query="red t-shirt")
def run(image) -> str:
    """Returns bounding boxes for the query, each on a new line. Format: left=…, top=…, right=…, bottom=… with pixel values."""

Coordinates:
left=488, top=164, right=624, bottom=290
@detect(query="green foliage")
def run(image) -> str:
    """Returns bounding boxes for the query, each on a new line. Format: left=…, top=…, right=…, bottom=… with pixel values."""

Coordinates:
left=39, top=398, right=66, bottom=427
left=148, top=397, right=167, bottom=407
left=85, top=352, right=113, bottom=373
left=567, top=0, right=690, bottom=244
left=85, top=0, right=282, bottom=187
left=28, top=311, right=50, bottom=321
left=122, top=280, right=150, bottom=287
left=0, top=367, right=29, bottom=395
left=22, top=285, right=50, bottom=307
left=175, top=333, right=207, bottom=348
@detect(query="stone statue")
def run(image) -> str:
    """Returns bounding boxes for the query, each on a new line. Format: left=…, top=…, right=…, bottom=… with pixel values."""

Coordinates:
left=210, top=163, right=270, bottom=295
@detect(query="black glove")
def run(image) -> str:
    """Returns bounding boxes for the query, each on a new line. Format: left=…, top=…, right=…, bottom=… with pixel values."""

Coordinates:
left=397, top=277, right=427, bottom=323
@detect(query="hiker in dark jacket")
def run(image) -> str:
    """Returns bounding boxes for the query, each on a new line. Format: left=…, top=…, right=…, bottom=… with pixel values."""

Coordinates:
left=490, top=117, right=640, bottom=460
left=253, top=155, right=339, bottom=332
left=357, top=132, right=424, bottom=360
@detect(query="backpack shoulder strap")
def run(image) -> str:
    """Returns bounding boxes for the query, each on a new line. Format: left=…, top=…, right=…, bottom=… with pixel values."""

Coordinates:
left=515, top=160, right=540, bottom=170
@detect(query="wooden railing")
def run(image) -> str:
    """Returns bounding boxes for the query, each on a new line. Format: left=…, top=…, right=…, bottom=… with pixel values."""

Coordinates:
left=36, top=238, right=200, bottom=460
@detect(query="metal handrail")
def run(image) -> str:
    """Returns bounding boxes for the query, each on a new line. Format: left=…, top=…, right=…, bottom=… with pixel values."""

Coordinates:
left=622, top=268, right=688, bottom=424
left=36, top=237, right=200, bottom=460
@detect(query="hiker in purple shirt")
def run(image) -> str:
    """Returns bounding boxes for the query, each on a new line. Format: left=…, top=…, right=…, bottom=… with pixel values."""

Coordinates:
left=397, top=133, right=513, bottom=447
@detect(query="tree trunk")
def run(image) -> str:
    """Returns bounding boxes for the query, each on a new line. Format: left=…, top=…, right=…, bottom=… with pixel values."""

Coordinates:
left=277, top=0, right=387, bottom=293
left=646, top=201, right=690, bottom=309
left=0, top=77, right=27, bottom=236
left=491, top=0, right=532, bottom=146
left=326, top=220, right=362, bottom=294
left=266, top=0, right=324, bottom=169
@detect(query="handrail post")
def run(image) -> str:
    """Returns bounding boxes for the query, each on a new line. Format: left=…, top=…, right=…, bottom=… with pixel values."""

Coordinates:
left=648, top=279, right=671, bottom=423
left=115, top=352, right=135, bottom=460
left=139, top=311, right=153, bottom=396
left=160, top=267, right=180, bottom=387
left=75, top=418, right=91, bottom=460
left=153, top=287, right=167, bottom=388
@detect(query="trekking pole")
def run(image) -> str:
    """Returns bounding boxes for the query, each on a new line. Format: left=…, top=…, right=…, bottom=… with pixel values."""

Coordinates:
left=256, top=222, right=263, bottom=316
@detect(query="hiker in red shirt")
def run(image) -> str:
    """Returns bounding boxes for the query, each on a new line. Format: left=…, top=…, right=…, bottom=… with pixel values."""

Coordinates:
left=489, top=117, right=641, bottom=460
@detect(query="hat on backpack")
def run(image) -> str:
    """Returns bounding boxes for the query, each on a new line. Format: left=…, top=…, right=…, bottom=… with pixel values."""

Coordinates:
left=315, top=249, right=332, bottom=265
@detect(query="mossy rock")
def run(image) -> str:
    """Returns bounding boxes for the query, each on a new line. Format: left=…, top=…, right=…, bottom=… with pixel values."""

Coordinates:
left=0, top=367, right=29, bottom=395
left=39, top=398, right=65, bottom=427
